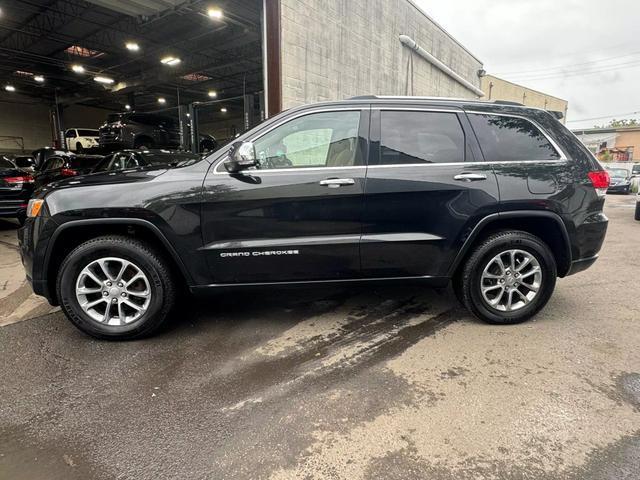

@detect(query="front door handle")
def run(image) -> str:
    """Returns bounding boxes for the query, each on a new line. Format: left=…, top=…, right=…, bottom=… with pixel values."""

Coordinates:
left=319, top=178, right=355, bottom=188
left=453, top=172, right=487, bottom=182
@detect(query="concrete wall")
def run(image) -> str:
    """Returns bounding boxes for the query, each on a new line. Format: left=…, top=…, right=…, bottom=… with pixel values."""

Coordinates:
left=279, top=0, right=484, bottom=109
left=480, top=75, right=568, bottom=123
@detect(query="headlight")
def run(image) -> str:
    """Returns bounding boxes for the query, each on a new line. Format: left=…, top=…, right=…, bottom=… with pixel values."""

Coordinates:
left=27, top=198, right=44, bottom=218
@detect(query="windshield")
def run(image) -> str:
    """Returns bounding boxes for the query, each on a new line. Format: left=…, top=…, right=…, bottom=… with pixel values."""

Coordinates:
left=77, top=129, right=98, bottom=136
left=607, top=168, right=628, bottom=178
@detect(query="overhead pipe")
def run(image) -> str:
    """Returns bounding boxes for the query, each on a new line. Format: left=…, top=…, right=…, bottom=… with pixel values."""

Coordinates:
left=399, top=34, right=485, bottom=97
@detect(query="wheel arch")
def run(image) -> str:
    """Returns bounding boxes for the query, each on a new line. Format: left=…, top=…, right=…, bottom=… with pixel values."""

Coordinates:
left=44, top=219, right=192, bottom=305
left=449, top=211, right=573, bottom=279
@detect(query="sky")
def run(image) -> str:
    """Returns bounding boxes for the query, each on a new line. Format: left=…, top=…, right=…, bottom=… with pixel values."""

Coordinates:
left=414, top=0, right=640, bottom=130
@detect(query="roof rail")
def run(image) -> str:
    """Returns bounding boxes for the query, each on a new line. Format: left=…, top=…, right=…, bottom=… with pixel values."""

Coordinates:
left=347, top=95, right=525, bottom=106
left=492, top=100, right=524, bottom=106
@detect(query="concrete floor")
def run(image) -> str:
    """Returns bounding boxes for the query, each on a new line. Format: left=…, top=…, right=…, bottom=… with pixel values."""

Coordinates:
left=1, top=194, right=639, bottom=480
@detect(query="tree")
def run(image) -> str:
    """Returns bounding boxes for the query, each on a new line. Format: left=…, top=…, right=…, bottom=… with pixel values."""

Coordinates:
left=595, top=118, right=640, bottom=128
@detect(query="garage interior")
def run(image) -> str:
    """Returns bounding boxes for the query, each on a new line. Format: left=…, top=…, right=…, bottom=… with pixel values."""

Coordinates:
left=0, top=0, right=266, bottom=153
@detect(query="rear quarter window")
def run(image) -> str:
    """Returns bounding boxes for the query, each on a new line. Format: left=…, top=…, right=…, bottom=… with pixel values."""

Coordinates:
left=468, top=113, right=561, bottom=162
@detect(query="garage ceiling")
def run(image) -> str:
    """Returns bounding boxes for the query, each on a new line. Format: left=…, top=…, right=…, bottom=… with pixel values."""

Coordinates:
left=0, top=0, right=263, bottom=116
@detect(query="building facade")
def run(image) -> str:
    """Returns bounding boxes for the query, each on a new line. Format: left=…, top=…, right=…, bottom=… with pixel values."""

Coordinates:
left=480, top=74, right=568, bottom=123
left=276, top=0, right=485, bottom=110
left=573, top=126, right=640, bottom=162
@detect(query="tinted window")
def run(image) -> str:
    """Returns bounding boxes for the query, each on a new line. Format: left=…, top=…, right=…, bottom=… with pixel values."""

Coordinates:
left=65, top=130, right=77, bottom=138
left=77, top=129, right=98, bottom=137
left=14, top=157, right=34, bottom=169
left=0, top=158, right=14, bottom=169
left=378, top=111, right=465, bottom=165
left=252, top=111, right=362, bottom=169
left=469, top=114, right=560, bottom=161
left=44, top=157, right=64, bottom=170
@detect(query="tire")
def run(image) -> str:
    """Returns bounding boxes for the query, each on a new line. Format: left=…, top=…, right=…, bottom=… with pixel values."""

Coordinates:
left=458, top=230, right=557, bottom=325
left=76, top=142, right=84, bottom=153
left=635, top=201, right=640, bottom=221
left=57, top=235, right=176, bottom=340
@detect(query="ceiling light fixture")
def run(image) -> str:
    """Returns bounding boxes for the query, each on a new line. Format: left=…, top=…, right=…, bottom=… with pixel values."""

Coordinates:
left=5, top=85, right=16, bottom=92
left=220, top=107, right=227, bottom=113
left=34, top=75, right=45, bottom=83
left=207, top=7, right=223, bottom=19
left=71, top=64, right=85, bottom=73
left=125, top=104, right=131, bottom=110
left=158, top=97, right=166, bottom=104
left=94, top=76, right=114, bottom=84
left=125, top=42, right=140, bottom=52
left=208, top=90, right=217, bottom=98
left=160, top=56, right=181, bottom=66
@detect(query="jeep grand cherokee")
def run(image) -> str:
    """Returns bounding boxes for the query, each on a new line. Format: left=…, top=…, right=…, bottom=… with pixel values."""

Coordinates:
left=19, top=96, right=610, bottom=339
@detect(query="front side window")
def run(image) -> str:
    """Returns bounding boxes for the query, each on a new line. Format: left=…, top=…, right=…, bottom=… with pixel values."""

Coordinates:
left=377, top=111, right=465, bottom=165
left=252, top=111, right=362, bottom=169
left=468, top=114, right=560, bottom=162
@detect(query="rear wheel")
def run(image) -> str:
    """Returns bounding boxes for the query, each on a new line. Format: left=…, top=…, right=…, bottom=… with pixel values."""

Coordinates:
left=458, top=231, right=557, bottom=324
left=635, top=201, right=640, bottom=221
left=57, top=236, right=176, bottom=340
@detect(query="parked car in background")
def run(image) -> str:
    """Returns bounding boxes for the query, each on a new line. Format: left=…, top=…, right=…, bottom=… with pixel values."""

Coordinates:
left=92, top=149, right=200, bottom=173
left=33, top=153, right=103, bottom=189
left=99, top=112, right=181, bottom=151
left=9, top=154, right=36, bottom=172
left=31, top=147, right=70, bottom=171
left=604, top=167, right=632, bottom=194
left=19, top=97, right=610, bottom=340
left=65, top=128, right=100, bottom=153
left=0, top=156, right=34, bottom=224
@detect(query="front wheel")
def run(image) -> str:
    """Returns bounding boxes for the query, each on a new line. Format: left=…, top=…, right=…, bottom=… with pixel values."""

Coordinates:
left=635, top=201, right=640, bottom=221
left=57, top=236, right=176, bottom=340
left=457, top=231, right=557, bottom=324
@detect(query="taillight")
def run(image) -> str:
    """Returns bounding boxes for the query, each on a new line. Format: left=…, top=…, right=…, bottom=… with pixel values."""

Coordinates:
left=588, top=170, right=610, bottom=196
left=60, top=168, right=78, bottom=177
left=4, top=175, right=34, bottom=184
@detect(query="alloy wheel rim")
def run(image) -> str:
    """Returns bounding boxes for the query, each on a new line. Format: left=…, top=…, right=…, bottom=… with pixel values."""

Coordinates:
left=480, top=249, right=542, bottom=312
left=75, top=257, right=151, bottom=326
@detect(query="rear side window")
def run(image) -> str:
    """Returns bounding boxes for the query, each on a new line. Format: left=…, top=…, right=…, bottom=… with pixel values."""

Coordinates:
left=468, top=113, right=560, bottom=161
left=70, top=156, right=102, bottom=169
left=377, top=111, right=465, bottom=165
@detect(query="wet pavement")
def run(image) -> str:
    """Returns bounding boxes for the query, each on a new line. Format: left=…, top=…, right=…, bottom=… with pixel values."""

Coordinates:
left=1, top=194, right=639, bottom=480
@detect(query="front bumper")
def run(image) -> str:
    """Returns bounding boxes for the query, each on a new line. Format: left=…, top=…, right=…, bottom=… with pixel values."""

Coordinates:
left=607, top=183, right=631, bottom=193
left=0, top=199, right=28, bottom=218
left=18, top=213, right=59, bottom=305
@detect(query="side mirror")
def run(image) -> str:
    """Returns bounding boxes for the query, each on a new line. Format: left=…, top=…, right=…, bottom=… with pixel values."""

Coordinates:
left=224, top=141, right=257, bottom=173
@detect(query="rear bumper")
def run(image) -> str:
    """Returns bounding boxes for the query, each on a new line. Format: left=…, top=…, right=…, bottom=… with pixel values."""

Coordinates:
left=607, top=184, right=631, bottom=193
left=566, top=255, right=598, bottom=276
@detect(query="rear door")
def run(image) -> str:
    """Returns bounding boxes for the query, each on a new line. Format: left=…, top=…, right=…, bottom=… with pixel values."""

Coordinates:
left=361, top=105, right=500, bottom=279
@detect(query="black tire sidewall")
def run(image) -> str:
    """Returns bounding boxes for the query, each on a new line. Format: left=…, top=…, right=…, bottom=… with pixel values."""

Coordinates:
left=58, top=240, right=168, bottom=339
left=465, top=234, right=556, bottom=324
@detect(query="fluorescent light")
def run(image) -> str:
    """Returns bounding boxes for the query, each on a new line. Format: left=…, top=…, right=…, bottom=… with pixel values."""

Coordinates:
left=207, top=7, right=223, bottom=19
left=71, top=64, right=85, bottom=73
left=125, top=42, right=140, bottom=52
left=158, top=97, right=166, bottom=104
left=34, top=75, right=45, bottom=83
left=94, top=76, right=114, bottom=84
left=5, top=85, right=15, bottom=92
left=208, top=90, right=217, bottom=98
left=220, top=107, right=227, bottom=113
left=125, top=104, right=131, bottom=110
left=160, top=56, right=181, bottom=66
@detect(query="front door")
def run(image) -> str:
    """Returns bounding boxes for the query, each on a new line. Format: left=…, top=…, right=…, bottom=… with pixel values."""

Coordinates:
left=361, top=106, right=500, bottom=279
left=201, top=108, right=369, bottom=284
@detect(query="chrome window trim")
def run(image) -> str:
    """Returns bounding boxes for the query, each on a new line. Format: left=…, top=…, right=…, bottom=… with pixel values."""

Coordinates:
left=213, top=107, right=367, bottom=175
left=465, top=110, right=568, bottom=162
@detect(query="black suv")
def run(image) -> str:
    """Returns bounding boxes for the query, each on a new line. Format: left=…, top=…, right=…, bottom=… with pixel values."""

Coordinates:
left=19, top=97, right=610, bottom=339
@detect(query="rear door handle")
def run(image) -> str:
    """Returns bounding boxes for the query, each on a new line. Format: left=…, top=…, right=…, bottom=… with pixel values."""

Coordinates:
left=319, top=178, right=355, bottom=188
left=453, top=173, right=487, bottom=182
